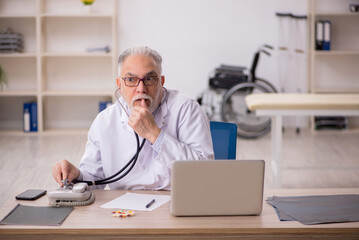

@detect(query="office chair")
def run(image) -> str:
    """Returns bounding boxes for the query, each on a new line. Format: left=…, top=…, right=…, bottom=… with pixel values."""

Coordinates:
left=210, top=121, right=237, bottom=160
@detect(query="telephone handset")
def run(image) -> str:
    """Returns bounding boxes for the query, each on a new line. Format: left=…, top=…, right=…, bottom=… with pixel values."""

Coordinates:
left=47, top=182, right=95, bottom=207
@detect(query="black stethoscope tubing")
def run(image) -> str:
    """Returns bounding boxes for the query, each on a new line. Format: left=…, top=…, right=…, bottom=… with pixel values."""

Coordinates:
left=73, top=89, right=147, bottom=186
left=74, top=133, right=145, bottom=186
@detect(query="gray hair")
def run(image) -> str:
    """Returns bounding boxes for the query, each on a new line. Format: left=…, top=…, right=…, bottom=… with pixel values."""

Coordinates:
left=118, top=46, right=162, bottom=76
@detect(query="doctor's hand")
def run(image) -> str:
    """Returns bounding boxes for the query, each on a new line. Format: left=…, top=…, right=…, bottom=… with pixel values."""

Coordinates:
left=52, top=159, right=80, bottom=187
left=129, top=99, right=161, bottom=144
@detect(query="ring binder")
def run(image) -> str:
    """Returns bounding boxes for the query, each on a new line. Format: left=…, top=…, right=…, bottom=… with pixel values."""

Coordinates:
left=323, top=21, right=331, bottom=51
left=23, top=102, right=38, bottom=132
left=315, top=20, right=324, bottom=50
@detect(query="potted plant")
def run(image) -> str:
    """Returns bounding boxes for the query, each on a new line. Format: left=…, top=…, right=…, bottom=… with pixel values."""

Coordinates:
left=0, top=64, right=8, bottom=91
left=81, top=0, right=96, bottom=13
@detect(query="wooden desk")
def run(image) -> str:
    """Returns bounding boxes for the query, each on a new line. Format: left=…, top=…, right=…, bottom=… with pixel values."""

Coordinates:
left=1, top=188, right=359, bottom=239
left=245, top=93, right=359, bottom=188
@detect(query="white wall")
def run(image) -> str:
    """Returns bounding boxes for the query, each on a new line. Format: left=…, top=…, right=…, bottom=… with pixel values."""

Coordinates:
left=117, top=0, right=307, bottom=100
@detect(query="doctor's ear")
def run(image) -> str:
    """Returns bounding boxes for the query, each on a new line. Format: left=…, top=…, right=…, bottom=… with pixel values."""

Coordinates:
left=116, top=78, right=121, bottom=89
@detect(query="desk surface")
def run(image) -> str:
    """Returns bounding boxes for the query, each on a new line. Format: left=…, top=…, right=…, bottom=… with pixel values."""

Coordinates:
left=1, top=188, right=359, bottom=240
left=245, top=93, right=359, bottom=111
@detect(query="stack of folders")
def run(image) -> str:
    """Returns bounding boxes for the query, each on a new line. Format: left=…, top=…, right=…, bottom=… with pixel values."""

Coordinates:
left=266, top=194, right=359, bottom=225
left=99, top=101, right=112, bottom=113
left=23, top=102, right=37, bottom=132
left=316, top=20, right=331, bottom=50
left=314, top=116, right=348, bottom=130
left=0, top=28, right=23, bottom=53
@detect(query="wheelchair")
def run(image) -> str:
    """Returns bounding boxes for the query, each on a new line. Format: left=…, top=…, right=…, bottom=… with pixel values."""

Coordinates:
left=198, top=45, right=277, bottom=139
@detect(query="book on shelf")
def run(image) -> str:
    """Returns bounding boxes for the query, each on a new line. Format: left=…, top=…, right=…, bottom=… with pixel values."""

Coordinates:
left=23, top=102, right=37, bottom=132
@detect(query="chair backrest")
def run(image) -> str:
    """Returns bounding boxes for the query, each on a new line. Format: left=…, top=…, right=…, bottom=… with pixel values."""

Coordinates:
left=210, top=121, right=237, bottom=160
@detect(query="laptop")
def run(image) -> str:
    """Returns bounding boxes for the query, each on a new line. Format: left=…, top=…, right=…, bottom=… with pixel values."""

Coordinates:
left=170, top=160, right=265, bottom=216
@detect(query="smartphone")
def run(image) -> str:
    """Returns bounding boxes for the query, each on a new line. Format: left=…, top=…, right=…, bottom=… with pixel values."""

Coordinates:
left=15, top=189, right=47, bottom=200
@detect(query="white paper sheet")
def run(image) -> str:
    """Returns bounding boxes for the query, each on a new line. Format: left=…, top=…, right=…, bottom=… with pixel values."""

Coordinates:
left=100, top=193, right=171, bottom=211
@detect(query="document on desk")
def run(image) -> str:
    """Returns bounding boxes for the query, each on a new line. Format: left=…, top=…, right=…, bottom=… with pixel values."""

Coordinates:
left=100, top=193, right=171, bottom=211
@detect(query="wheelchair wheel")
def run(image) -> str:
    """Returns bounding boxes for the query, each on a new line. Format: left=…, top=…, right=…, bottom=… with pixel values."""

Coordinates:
left=256, top=78, right=277, bottom=93
left=221, top=81, right=276, bottom=139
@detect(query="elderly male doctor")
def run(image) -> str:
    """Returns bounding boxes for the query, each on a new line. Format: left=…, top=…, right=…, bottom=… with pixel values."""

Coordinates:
left=53, top=46, right=214, bottom=190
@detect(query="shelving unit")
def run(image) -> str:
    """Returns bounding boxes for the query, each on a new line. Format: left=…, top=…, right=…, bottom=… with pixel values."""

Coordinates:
left=308, top=0, right=359, bottom=129
left=0, top=0, right=117, bottom=134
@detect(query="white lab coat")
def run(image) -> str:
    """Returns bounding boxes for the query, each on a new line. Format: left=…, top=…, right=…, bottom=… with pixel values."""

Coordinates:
left=78, top=89, right=214, bottom=190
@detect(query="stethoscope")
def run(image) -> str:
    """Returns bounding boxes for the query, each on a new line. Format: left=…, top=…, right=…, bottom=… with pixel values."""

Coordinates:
left=73, top=88, right=150, bottom=186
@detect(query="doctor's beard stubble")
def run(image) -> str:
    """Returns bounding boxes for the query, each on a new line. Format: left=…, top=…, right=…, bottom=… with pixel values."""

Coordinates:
left=131, top=94, right=153, bottom=110
left=130, top=85, right=163, bottom=113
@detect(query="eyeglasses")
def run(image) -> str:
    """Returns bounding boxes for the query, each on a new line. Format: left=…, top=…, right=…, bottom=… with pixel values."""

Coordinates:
left=121, top=76, right=159, bottom=87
